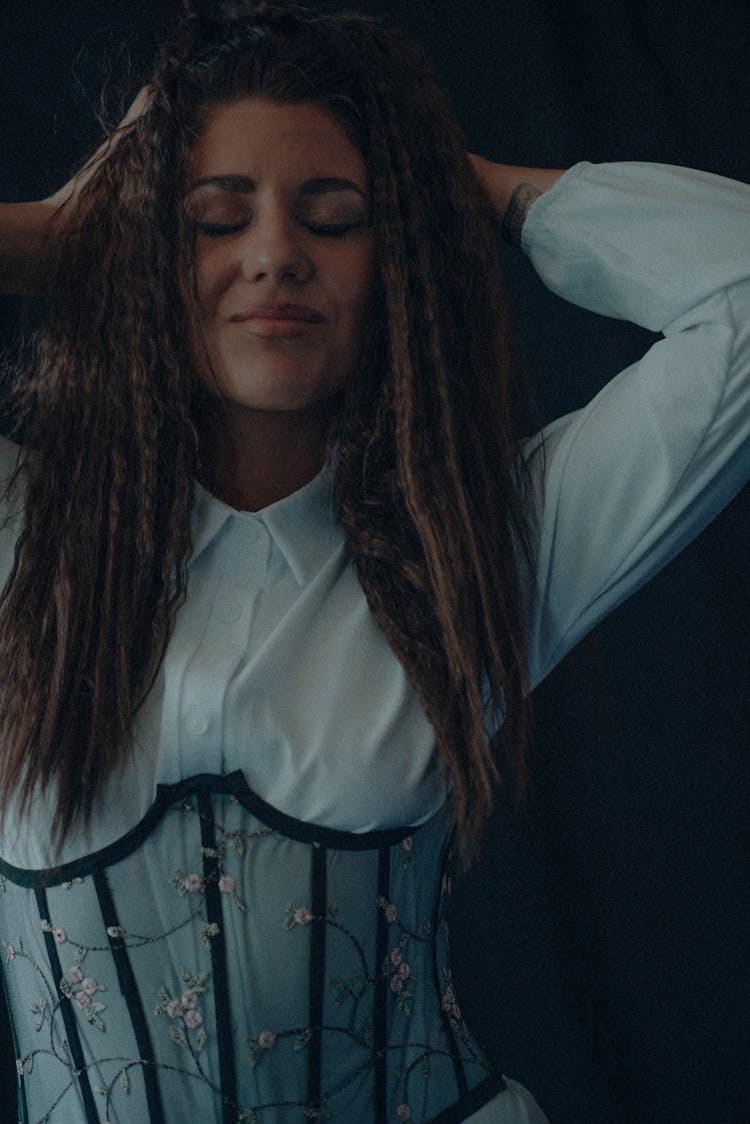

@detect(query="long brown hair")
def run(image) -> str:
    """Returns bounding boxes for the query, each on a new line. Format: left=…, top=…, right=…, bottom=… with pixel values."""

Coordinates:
left=0, top=1, right=538, bottom=860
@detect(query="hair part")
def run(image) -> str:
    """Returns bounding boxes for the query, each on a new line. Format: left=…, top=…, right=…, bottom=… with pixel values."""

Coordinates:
left=0, top=1, right=537, bottom=863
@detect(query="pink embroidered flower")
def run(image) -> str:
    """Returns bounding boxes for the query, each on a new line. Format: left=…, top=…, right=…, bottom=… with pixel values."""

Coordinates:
left=69, top=966, right=84, bottom=985
left=397, top=961, right=411, bottom=980
left=166, top=998, right=185, bottom=1019
left=184, top=874, right=204, bottom=894
left=218, top=874, right=236, bottom=894
left=5, top=945, right=14, bottom=962
left=294, top=906, right=314, bottom=926
left=81, top=977, right=98, bottom=996
left=184, top=1008, right=203, bottom=1030
left=442, top=983, right=461, bottom=1021
left=384, top=903, right=398, bottom=924
left=258, top=1029, right=277, bottom=1049
left=389, top=975, right=403, bottom=993
left=181, top=990, right=200, bottom=1011
left=390, top=947, right=402, bottom=967
left=75, top=991, right=91, bottom=1009
left=396, top=1105, right=411, bottom=1121
left=53, top=927, right=67, bottom=945
left=401, top=836, right=413, bottom=853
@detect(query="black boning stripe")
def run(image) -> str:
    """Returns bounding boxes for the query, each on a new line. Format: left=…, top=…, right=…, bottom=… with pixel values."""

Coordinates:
left=307, top=841, right=327, bottom=1109
left=430, top=834, right=468, bottom=1098
left=34, top=887, right=99, bottom=1123
left=198, top=790, right=236, bottom=1124
left=374, top=846, right=390, bottom=1121
left=93, top=867, right=165, bottom=1122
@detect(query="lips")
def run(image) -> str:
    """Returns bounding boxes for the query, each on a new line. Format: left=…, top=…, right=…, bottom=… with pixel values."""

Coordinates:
left=231, top=304, right=326, bottom=323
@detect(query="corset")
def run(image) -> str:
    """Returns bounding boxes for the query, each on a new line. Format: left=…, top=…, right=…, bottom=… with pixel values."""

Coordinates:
left=0, top=771, right=506, bottom=1123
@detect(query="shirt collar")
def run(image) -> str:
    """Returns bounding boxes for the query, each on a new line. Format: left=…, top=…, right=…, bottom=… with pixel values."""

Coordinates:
left=190, top=461, right=343, bottom=587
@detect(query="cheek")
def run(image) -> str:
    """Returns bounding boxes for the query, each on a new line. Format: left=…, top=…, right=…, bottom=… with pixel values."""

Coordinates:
left=191, top=246, right=231, bottom=315
left=345, top=247, right=376, bottom=323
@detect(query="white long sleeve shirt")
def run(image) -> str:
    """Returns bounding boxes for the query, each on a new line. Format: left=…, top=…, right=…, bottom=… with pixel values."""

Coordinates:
left=0, top=159, right=748, bottom=1124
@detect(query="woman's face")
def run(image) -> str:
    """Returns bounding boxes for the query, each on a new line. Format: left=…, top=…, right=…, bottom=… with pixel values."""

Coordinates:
left=184, top=96, right=375, bottom=417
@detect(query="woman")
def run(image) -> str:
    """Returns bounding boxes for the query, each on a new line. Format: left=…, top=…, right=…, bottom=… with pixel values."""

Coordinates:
left=0, top=2, right=747, bottom=1121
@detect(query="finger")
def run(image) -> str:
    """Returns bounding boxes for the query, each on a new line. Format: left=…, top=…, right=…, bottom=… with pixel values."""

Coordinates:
left=117, top=84, right=154, bottom=132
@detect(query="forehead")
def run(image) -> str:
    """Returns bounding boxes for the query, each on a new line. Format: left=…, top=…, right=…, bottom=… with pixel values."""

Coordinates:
left=188, top=96, right=366, bottom=182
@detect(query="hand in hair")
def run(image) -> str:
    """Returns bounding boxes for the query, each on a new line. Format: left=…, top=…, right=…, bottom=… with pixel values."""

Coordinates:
left=0, top=86, right=153, bottom=297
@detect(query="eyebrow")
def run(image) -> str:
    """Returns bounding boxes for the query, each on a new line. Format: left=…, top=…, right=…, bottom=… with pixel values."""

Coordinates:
left=185, top=174, right=366, bottom=198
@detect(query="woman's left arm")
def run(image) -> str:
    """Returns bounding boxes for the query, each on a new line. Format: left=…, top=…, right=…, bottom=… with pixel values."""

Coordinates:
left=468, top=154, right=565, bottom=245
left=473, top=158, right=750, bottom=690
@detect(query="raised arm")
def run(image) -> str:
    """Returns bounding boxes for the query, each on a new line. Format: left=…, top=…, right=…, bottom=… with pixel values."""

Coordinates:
left=468, top=155, right=566, bottom=243
left=512, top=161, right=749, bottom=689
left=0, top=86, right=152, bottom=298
left=0, top=202, right=61, bottom=297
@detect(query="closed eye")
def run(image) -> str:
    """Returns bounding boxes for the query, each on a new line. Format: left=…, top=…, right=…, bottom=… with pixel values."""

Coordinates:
left=193, top=220, right=365, bottom=239
left=194, top=222, right=246, bottom=237
left=307, top=221, right=365, bottom=238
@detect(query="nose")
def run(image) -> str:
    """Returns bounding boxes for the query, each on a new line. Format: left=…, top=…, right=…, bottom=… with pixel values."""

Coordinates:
left=238, top=208, right=314, bottom=286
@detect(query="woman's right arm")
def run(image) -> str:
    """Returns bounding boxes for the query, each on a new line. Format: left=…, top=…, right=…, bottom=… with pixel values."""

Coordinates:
left=0, top=201, right=62, bottom=297
left=0, top=86, right=153, bottom=299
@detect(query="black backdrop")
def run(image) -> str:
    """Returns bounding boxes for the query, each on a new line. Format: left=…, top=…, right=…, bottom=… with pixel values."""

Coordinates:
left=1, top=2, right=748, bottom=1121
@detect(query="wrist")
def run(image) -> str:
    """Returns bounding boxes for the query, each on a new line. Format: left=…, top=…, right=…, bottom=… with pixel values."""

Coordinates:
left=501, top=182, right=544, bottom=246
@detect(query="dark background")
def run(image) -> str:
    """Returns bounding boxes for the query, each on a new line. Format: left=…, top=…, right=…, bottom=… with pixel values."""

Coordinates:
left=1, top=1, right=748, bottom=1121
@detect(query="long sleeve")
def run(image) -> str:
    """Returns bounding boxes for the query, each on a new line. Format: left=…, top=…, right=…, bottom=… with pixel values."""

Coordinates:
left=518, top=161, right=750, bottom=690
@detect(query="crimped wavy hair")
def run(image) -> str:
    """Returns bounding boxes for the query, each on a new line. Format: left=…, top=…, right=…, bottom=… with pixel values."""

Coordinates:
left=0, top=0, right=538, bottom=860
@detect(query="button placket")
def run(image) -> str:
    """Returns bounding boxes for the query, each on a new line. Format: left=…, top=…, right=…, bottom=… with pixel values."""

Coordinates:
left=177, top=515, right=271, bottom=773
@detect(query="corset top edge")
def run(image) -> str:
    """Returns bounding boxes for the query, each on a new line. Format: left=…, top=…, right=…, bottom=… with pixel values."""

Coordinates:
left=0, top=770, right=451, bottom=887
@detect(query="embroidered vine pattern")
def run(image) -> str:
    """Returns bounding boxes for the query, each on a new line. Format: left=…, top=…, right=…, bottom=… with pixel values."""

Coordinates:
left=0, top=790, right=490, bottom=1121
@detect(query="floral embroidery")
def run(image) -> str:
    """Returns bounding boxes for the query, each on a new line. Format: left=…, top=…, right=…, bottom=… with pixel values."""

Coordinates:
left=376, top=900, right=420, bottom=1017
left=442, top=981, right=462, bottom=1023
left=0, top=781, right=492, bottom=1121
left=41, top=919, right=68, bottom=944
left=284, top=902, right=315, bottom=928
left=60, top=965, right=108, bottom=1031
left=155, top=967, right=209, bottom=1054
left=200, top=920, right=221, bottom=949
left=247, top=1025, right=312, bottom=1067
left=171, top=870, right=205, bottom=895
left=400, top=836, right=416, bottom=868
left=378, top=897, right=399, bottom=924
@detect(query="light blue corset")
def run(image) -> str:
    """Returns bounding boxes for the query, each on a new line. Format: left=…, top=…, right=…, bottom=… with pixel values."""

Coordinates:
left=0, top=772, right=505, bottom=1122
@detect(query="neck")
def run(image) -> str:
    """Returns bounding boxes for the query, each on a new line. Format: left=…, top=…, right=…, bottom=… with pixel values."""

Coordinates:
left=199, top=398, right=338, bottom=512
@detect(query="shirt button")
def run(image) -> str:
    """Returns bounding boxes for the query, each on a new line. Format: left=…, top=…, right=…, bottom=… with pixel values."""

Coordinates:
left=216, top=602, right=241, bottom=624
left=187, top=713, right=209, bottom=736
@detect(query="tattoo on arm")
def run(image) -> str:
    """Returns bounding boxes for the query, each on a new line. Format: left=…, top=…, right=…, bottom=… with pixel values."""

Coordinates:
left=501, top=182, right=543, bottom=246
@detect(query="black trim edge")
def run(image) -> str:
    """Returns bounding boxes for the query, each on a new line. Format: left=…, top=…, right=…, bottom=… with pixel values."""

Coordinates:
left=427, top=1071, right=510, bottom=1124
left=0, top=772, right=440, bottom=888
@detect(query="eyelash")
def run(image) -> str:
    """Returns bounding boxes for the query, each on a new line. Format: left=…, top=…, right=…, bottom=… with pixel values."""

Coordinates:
left=194, top=220, right=363, bottom=239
